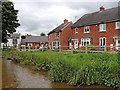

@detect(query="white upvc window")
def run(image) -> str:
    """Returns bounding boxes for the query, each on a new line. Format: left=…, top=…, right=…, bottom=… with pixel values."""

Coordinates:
left=99, top=37, right=106, bottom=46
left=116, top=22, right=120, bottom=29
left=81, top=38, right=91, bottom=46
left=28, top=43, right=32, bottom=47
left=75, top=28, right=78, bottom=33
left=55, top=32, right=59, bottom=38
left=37, top=44, right=39, bottom=47
left=100, top=24, right=106, bottom=31
left=84, top=26, right=90, bottom=33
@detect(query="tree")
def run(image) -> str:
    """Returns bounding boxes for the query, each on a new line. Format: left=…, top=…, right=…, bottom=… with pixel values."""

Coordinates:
left=21, top=35, right=26, bottom=39
left=2, top=1, right=20, bottom=43
left=40, top=32, right=46, bottom=36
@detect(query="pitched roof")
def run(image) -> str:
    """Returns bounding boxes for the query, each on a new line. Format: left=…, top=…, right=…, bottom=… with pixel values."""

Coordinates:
left=25, top=36, right=49, bottom=43
left=48, top=22, right=72, bottom=35
left=71, top=7, right=120, bottom=28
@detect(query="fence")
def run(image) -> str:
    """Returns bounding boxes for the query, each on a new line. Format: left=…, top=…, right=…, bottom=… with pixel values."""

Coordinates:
left=20, top=45, right=120, bottom=54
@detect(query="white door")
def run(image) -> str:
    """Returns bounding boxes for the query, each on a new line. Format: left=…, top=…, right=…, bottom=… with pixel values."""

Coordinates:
left=116, top=39, right=120, bottom=50
left=74, top=40, right=78, bottom=49
left=69, top=42, right=72, bottom=49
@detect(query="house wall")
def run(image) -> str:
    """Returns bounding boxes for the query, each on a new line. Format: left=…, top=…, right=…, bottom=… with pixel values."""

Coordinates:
left=48, top=22, right=73, bottom=50
left=7, top=39, right=13, bottom=47
left=72, top=21, right=120, bottom=50
left=25, top=42, right=48, bottom=48
left=48, top=32, right=60, bottom=42
left=60, top=22, right=73, bottom=50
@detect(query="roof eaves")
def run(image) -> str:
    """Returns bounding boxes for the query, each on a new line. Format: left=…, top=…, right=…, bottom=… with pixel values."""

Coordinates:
left=72, top=19, right=120, bottom=28
left=61, top=22, right=72, bottom=31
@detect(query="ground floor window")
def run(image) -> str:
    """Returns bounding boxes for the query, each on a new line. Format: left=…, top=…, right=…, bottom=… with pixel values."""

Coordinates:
left=37, top=44, right=39, bottom=47
left=100, top=37, right=106, bottom=46
left=81, top=38, right=91, bottom=46
left=116, top=39, right=120, bottom=50
left=53, top=41, right=59, bottom=48
left=28, top=43, right=32, bottom=47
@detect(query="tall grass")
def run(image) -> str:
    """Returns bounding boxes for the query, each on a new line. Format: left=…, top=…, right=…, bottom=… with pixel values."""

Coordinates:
left=11, top=50, right=120, bottom=88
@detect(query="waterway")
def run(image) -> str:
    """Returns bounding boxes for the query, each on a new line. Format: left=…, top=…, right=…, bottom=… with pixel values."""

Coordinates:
left=2, top=58, right=116, bottom=89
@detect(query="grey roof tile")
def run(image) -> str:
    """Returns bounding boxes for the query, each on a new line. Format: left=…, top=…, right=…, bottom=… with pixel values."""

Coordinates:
left=71, top=7, right=120, bottom=28
left=48, top=22, right=72, bottom=35
left=25, top=36, right=49, bottom=43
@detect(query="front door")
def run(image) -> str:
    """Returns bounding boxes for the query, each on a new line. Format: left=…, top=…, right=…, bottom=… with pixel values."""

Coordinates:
left=69, top=42, right=72, bottom=49
left=116, top=39, right=120, bottom=50
left=74, top=40, right=78, bottom=49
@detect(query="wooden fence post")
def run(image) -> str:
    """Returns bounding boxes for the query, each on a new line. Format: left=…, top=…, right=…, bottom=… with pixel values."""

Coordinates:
left=29, top=46, right=30, bottom=51
left=85, top=44, right=88, bottom=54
left=71, top=45, right=73, bottom=54
left=42, top=46, right=44, bottom=52
left=50, top=45, right=51, bottom=51
left=59, top=45, right=61, bottom=52
left=35, top=46, right=37, bottom=51
left=104, top=45, right=106, bottom=52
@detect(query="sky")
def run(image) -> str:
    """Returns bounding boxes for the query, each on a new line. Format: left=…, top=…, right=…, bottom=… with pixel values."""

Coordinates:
left=10, top=0, right=120, bottom=36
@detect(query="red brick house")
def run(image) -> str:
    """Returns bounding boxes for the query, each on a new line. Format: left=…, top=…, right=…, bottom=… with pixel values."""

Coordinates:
left=48, top=19, right=73, bottom=50
left=25, top=35, right=49, bottom=48
left=71, top=6, right=120, bottom=50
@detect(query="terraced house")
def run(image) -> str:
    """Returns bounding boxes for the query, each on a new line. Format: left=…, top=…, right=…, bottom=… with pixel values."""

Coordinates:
left=71, top=6, right=120, bottom=50
left=48, top=19, right=73, bottom=50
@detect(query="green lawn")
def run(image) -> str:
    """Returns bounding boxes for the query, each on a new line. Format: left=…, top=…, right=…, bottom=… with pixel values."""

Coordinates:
left=3, top=50, right=120, bottom=88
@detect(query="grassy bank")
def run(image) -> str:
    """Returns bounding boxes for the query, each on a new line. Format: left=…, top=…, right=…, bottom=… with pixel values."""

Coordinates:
left=3, top=50, right=120, bottom=88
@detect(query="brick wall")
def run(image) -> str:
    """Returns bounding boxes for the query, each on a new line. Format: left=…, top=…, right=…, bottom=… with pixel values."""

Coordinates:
left=72, top=21, right=120, bottom=49
left=48, top=22, right=73, bottom=50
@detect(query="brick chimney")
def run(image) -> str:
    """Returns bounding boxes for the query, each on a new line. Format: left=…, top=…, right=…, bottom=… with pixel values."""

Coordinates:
left=100, top=6, right=105, bottom=11
left=27, top=34, right=29, bottom=36
left=64, top=19, right=68, bottom=24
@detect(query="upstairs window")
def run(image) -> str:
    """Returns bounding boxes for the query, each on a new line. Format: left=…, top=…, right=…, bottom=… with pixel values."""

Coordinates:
left=116, top=22, right=120, bottom=29
left=13, top=38, right=17, bottom=44
left=84, top=26, right=90, bottom=33
left=100, top=24, right=106, bottom=31
left=75, top=28, right=78, bottom=33
left=55, top=32, right=59, bottom=38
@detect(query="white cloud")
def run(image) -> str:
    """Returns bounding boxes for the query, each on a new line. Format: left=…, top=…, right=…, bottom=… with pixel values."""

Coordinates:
left=12, top=1, right=119, bottom=36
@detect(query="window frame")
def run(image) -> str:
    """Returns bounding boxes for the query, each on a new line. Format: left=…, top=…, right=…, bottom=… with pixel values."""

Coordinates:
left=81, top=38, right=91, bottom=46
left=84, top=26, right=90, bottom=33
left=99, top=24, right=106, bottom=31
left=116, top=22, right=120, bottom=29
left=55, top=32, right=59, bottom=38
left=28, top=43, right=32, bottom=47
left=99, top=37, right=106, bottom=46
left=75, top=28, right=78, bottom=33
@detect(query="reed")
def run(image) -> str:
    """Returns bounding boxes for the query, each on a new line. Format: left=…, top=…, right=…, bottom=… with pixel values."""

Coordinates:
left=10, top=50, right=120, bottom=88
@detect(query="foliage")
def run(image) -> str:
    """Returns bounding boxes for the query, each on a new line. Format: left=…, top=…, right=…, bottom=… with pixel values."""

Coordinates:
left=2, top=49, right=11, bottom=57
left=21, top=35, right=26, bottom=39
left=8, top=50, right=120, bottom=88
left=40, top=32, right=46, bottom=36
left=2, top=1, right=20, bottom=43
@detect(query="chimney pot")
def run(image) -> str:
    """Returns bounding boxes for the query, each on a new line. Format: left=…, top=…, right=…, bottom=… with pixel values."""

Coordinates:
left=64, top=19, right=68, bottom=24
left=100, top=6, right=105, bottom=11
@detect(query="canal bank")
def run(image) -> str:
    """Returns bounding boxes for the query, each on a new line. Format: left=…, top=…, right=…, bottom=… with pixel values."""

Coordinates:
left=0, top=56, right=2, bottom=90
left=2, top=58, right=117, bottom=89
